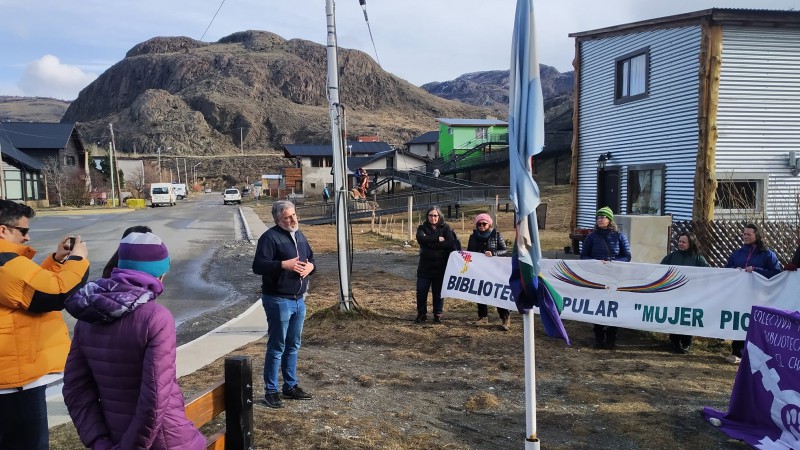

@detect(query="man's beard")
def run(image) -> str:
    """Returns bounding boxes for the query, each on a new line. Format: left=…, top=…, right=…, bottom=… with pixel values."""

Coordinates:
left=280, top=223, right=299, bottom=232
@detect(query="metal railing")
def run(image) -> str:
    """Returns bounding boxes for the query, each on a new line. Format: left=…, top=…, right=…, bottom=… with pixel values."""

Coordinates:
left=297, top=186, right=510, bottom=224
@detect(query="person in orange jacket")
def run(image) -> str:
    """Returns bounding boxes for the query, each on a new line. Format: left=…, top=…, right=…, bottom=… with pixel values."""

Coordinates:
left=0, top=199, right=89, bottom=450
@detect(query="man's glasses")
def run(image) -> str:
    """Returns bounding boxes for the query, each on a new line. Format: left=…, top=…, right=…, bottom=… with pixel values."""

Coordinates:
left=477, top=222, right=489, bottom=227
left=4, top=225, right=29, bottom=236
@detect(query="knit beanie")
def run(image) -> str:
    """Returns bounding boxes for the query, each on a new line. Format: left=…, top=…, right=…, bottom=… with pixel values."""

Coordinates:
left=596, top=206, right=614, bottom=221
left=118, top=232, right=170, bottom=278
left=474, top=213, right=493, bottom=227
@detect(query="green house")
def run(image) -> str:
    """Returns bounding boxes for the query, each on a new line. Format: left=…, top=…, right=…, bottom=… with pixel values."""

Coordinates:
left=436, top=118, right=508, bottom=160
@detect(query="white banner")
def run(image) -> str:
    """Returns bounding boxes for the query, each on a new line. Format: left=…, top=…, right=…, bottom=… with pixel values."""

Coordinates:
left=442, top=251, right=800, bottom=340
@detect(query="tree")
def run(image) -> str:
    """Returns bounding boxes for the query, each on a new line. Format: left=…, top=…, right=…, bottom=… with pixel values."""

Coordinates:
left=41, top=157, right=67, bottom=207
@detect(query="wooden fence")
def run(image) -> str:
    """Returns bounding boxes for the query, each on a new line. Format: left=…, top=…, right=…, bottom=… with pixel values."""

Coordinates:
left=670, top=220, right=798, bottom=267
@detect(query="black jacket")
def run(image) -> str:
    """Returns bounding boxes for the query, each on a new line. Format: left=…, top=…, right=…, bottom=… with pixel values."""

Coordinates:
left=416, top=221, right=457, bottom=278
left=252, top=225, right=316, bottom=298
left=467, top=228, right=507, bottom=256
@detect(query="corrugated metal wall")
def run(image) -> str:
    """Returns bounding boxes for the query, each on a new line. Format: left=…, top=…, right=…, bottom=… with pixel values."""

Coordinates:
left=717, top=26, right=800, bottom=220
left=576, top=26, right=701, bottom=228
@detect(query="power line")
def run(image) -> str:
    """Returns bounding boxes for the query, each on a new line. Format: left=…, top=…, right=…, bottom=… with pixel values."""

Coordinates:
left=201, top=0, right=228, bottom=41
left=358, top=0, right=381, bottom=66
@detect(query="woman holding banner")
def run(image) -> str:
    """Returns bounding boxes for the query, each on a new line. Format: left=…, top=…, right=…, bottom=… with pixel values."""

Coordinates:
left=724, top=223, right=781, bottom=364
left=580, top=206, right=631, bottom=350
left=467, top=213, right=510, bottom=330
left=661, top=232, right=708, bottom=354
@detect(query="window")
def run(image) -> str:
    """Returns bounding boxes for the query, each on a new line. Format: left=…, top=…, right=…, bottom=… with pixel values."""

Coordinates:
left=310, top=156, right=331, bottom=168
left=64, top=155, right=76, bottom=166
left=4, top=166, right=22, bottom=200
left=627, top=166, right=664, bottom=215
left=614, top=48, right=649, bottom=103
left=310, top=182, right=316, bottom=189
left=716, top=179, right=762, bottom=212
left=475, top=128, right=488, bottom=140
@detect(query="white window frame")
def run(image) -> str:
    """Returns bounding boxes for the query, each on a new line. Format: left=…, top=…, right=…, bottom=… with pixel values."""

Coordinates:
left=714, top=171, right=767, bottom=219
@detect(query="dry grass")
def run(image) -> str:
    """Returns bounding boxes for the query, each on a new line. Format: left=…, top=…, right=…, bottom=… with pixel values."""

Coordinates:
left=50, top=184, right=750, bottom=449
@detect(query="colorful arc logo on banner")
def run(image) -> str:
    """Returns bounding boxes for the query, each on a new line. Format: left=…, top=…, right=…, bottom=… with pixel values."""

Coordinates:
left=548, top=261, right=688, bottom=293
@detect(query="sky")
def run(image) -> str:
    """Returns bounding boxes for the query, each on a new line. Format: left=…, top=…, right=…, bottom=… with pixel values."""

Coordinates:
left=2, top=0, right=799, bottom=101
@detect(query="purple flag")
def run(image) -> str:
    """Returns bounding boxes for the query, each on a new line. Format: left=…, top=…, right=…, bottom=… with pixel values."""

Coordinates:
left=703, top=306, right=800, bottom=448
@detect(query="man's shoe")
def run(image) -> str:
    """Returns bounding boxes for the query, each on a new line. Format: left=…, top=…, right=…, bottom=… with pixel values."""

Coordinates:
left=433, top=314, right=442, bottom=324
left=283, top=385, right=312, bottom=400
left=263, top=392, right=283, bottom=408
left=472, top=317, right=489, bottom=325
left=500, top=317, right=511, bottom=331
left=414, top=314, right=427, bottom=323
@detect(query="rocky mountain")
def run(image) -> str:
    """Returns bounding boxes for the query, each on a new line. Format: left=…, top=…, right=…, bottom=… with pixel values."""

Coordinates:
left=420, top=66, right=573, bottom=111
left=0, top=96, right=70, bottom=123
left=62, top=31, right=495, bottom=159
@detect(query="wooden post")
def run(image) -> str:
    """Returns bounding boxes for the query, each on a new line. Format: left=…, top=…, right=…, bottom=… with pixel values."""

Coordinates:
left=224, top=356, right=253, bottom=450
left=569, top=38, right=581, bottom=232
left=694, top=22, right=722, bottom=221
left=407, top=196, right=414, bottom=241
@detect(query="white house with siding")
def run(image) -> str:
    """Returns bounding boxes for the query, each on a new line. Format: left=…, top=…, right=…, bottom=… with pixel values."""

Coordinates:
left=569, top=8, right=800, bottom=230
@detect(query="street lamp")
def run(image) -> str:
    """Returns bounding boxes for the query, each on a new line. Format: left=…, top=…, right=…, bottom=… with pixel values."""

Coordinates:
left=192, top=162, right=202, bottom=185
left=157, top=146, right=172, bottom=182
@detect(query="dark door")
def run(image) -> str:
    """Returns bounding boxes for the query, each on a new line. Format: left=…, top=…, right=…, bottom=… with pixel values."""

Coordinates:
left=597, top=168, right=620, bottom=214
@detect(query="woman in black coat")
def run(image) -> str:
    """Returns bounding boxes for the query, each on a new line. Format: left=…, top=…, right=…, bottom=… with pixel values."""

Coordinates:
left=415, top=205, right=457, bottom=324
left=467, top=213, right=510, bottom=330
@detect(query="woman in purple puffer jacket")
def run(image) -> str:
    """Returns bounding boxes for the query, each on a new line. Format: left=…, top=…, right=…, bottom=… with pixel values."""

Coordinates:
left=63, top=231, right=205, bottom=450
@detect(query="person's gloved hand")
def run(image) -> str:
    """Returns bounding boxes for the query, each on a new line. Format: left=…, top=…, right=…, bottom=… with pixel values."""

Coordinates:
left=786, top=262, right=798, bottom=272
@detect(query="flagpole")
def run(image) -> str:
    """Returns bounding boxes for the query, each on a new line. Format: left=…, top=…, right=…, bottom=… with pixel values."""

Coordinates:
left=524, top=310, right=540, bottom=449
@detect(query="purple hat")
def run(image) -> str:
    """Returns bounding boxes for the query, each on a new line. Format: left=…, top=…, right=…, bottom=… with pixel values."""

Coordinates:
left=118, top=232, right=170, bottom=277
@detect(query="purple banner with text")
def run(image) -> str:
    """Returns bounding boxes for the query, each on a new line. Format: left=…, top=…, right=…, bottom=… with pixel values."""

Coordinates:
left=704, top=306, right=800, bottom=449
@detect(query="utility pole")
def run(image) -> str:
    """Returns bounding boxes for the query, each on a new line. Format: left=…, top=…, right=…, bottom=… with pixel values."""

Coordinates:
left=240, top=128, right=244, bottom=155
left=326, top=0, right=355, bottom=311
left=0, top=142, right=5, bottom=200
left=108, top=139, right=116, bottom=207
left=176, top=158, right=181, bottom=184
left=158, top=147, right=162, bottom=183
left=109, top=124, right=123, bottom=206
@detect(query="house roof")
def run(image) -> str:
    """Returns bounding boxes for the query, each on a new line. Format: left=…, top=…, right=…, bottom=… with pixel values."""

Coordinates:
left=283, top=141, right=392, bottom=157
left=436, top=118, right=508, bottom=127
left=0, top=135, right=42, bottom=170
left=570, top=8, right=800, bottom=40
left=0, top=122, right=78, bottom=150
left=347, top=149, right=397, bottom=169
left=405, top=131, right=439, bottom=145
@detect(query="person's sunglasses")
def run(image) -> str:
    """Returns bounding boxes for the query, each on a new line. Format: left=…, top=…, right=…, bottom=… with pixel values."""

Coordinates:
left=428, top=214, right=439, bottom=217
left=4, top=225, right=29, bottom=236
left=477, top=222, right=489, bottom=227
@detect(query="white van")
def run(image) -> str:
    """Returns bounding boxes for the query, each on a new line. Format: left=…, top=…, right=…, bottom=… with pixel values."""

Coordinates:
left=150, top=183, right=176, bottom=207
left=172, top=183, right=187, bottom=200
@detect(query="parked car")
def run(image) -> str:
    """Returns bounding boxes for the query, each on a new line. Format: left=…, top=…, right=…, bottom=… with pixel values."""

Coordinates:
left=223, top=188, right=242, bottom=205
left=204, top=188, right=212, bottom=193
left=150, top=183, right=176, bottom=207
left=241, top=188, right=251, bottom=197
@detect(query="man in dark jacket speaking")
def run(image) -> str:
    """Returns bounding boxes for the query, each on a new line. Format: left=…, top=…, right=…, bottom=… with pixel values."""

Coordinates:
left=253, top=200, right=316, bottom=409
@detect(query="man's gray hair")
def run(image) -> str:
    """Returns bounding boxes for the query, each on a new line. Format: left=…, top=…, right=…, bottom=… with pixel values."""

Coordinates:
left=272, top=200, right=296, bottom=222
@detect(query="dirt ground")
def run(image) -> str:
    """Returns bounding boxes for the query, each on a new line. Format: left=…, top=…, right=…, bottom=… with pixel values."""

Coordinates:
left=51, top=187, right=751, bottom=449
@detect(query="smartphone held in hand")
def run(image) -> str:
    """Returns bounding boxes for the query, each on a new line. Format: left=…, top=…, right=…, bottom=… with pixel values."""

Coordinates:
left=65, top=236, right=76, bottom=250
